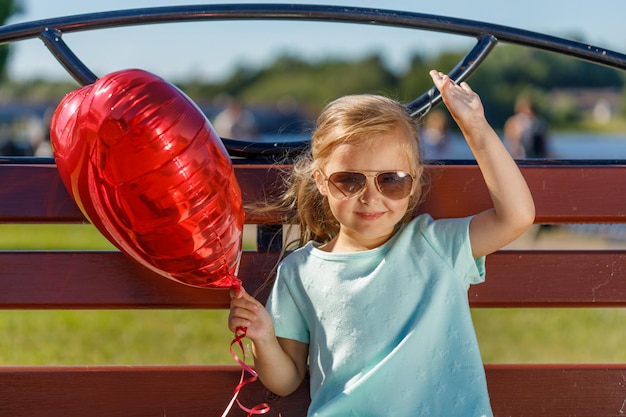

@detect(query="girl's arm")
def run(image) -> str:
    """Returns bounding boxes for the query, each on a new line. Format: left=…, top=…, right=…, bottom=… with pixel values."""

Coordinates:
left=229, top=287, right=308, bottom=396
left=429, top=70, right=536, bottom=258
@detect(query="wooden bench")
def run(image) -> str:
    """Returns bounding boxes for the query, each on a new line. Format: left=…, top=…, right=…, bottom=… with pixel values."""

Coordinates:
left=2, top=158, right=626, bottom=416
left=2, top=4, right=626, bottom=416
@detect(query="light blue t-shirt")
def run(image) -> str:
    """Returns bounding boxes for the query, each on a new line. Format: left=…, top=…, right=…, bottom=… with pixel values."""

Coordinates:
left=266, top=214, right=492, bottom=417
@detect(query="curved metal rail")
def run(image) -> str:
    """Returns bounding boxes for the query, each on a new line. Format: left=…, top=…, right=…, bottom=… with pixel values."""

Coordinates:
left=1, top=3, right=626, bottom=158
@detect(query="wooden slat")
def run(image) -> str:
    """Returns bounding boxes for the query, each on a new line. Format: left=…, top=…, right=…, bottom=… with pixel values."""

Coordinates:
left=3, top=163, right=626, bottom=224
left=0, top=164, right=82, bottom=222
left=419, top=163, right=626, bottom=223
left=2, top=250, right=626, bottom=308
left=0, top=365, right=310, bottom=417
left=0, top=251, right=279, bottom=309
left=485, top=364, right=626, bottom=417
left=474, top=250, right=626, bottom=307
left=1, top=364, right=625, bottom=417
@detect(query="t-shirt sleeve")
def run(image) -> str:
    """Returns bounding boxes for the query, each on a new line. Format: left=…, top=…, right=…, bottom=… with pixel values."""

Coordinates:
left=265, top=260, right=310, bottom=344
left=418, top=215, right=486, bottom=288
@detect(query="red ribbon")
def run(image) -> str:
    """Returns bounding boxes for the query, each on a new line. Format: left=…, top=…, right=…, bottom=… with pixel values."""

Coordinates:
left=221, top=280, right=271, bottom=417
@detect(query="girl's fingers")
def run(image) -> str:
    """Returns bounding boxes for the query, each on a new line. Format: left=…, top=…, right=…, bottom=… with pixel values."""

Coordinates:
left=228, top=317, right=251, bottom=332
left=230, top=290, right=258, bottom=307
left=228, top=306, right=253, bottom=330
left=229, top=297, right=261, bottom=325
left=459, top=81, right=473, bottom=92
left=230, top=285, right=248, bottom=299
left=230, top=288, right=240, bottom=299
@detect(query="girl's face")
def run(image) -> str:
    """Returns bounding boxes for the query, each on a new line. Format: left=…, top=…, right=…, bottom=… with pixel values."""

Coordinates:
left=314, top=128, right=416, bottom=252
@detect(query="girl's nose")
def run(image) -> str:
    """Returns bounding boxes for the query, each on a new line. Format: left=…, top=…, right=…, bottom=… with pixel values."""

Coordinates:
left=358, top=177, right=380, bottom=203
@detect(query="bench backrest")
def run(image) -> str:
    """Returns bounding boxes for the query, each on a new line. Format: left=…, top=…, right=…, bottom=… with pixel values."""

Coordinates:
left=1, top=160, right=626, bottom=416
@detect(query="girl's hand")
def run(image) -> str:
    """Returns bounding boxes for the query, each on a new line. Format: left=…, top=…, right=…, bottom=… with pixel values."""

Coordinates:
left=228, top=286, right=275, bottom=344
left=228, top=286, right=309, bottom=397
left=428, top=70, right=489, bottom=139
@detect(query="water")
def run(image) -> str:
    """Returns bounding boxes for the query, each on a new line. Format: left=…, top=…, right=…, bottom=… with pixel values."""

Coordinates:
left=418, top=131, right=626, bottom=160
left=548, top=132, right=626, bottom=160
left=261, top=131, right=626, bottom=160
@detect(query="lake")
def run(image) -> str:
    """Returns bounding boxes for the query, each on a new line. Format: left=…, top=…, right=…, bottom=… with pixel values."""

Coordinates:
left=261, top=131, right=626, bottom=160
left=548, top=132, right=626, bottom=160
left=417, top=131, right=626, bottom=160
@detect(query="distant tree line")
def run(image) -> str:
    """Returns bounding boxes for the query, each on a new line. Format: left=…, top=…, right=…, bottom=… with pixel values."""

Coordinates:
left=177, top=45, right=626, bottom=129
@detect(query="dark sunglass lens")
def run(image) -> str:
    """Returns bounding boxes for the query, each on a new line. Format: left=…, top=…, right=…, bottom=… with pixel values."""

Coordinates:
left=377, top=172, right=413, bottom=199
left=329, top=172, right=366, bottom=198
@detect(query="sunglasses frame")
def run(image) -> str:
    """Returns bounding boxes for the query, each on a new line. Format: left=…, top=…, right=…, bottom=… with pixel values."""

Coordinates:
left=321, top=170, right=414, bottom=200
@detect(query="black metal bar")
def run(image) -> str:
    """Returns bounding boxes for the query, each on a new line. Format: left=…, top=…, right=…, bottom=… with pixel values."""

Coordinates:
left=256, top=224, right=284, bottom=251
left=39, top=28, right=98, bottom=86
left=0, top=157, right=56, bottom=164
left=0, top=4, right=625, bottom=70
left=406, top=34, right=498, bottom=118
left=221, top=138, right=309, bottom=159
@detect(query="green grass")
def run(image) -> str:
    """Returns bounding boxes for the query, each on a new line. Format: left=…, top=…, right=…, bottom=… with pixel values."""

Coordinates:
left=0, top=224, right=116, bottom=250
left=1, top=224, right=625, bottom=365
left=0, top=310, right=235, bottom=365
left=473, top=308, right=626, bottom=363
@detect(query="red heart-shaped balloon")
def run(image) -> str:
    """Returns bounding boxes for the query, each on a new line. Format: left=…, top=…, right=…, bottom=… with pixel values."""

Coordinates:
left=51, top=69, right=244, bottom=288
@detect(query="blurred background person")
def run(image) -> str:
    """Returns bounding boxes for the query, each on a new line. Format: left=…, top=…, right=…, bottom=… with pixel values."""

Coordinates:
left=420, top=109, right=452, bottom=159
left=503, top=93, right=550, bottom=159
left=213, top=96, right=259, bottom=141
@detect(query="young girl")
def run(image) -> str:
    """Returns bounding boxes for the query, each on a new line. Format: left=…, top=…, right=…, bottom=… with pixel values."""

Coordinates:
left=229, top=70, right=535, bottom=416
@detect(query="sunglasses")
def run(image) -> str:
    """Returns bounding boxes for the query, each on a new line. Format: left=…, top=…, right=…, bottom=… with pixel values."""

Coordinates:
left=322, top=170, right=414, bottom=200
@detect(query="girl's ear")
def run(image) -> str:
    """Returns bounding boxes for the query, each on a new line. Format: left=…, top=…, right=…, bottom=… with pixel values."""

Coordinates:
left=313, top=170, right=328, bottom=196
left=411, top=166, right=425, bottom=196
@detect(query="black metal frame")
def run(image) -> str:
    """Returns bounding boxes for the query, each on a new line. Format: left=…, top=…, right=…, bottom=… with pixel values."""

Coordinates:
left=1, top=3, right=626, bottom=158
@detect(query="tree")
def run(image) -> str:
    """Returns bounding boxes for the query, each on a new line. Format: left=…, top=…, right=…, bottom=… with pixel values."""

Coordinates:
left=0, top=0, right=22, bottom=80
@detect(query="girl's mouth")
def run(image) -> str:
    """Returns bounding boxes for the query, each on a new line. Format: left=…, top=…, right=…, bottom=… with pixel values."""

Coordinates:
left=356, top=211, right=385, bottom=220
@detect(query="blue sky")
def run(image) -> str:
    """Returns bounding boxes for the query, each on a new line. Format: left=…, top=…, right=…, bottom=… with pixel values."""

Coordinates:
left=5, top=0, right=626, bottom=82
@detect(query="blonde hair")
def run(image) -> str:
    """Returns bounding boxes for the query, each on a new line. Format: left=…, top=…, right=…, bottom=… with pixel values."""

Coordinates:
left=266, top=94, right=428, bottom=249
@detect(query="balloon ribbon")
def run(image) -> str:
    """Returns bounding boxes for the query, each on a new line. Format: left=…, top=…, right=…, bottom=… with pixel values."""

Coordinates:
left=221, top=280, right=270, bottom=416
